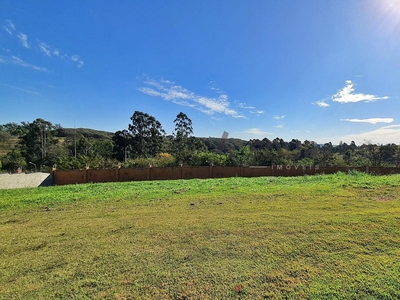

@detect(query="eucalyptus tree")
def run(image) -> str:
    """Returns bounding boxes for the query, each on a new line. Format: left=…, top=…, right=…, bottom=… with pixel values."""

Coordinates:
left=128, top=111, right=165, bottom=158
left=112, top=129, right=132, bottom=162
left=19, top=118, right=59, bottom=168
left=172, top=112, right=193, bottom=153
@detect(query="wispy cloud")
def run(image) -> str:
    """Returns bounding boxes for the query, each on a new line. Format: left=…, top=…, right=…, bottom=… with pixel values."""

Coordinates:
left=239, top=103, right=255, bottom=109
left=17, top=33, right=30, bottom=48
left=71, top=55, right=84, bottom=68
left=250, top=110, right=265, bottom=116
left=0, top=55, right=48, bottom=72
left=2, top=20, right=84, bottom=68
left=239, top=103, right=265, bottom=116
left=332, top=80, right=389, bottom=103
left=313, top=99, right=330, bottom=107
left=208, top=81, right=227, bottom=95
left=339, top=125, right=400, bottom=144
left=273, top=115, right=285, bottom=119
left=39, top=42, right=51, bottom=56
left=138, top=79, right=243, bottom=118
left=3, top=20, right=15, bottom=35
left=0, top=82, right=41, bottom=95
left=245, top=128, right=272, bottom=135
left=36, top=40, right=84, bottom=67
left=341, top=118, right=394, bottom=124
left=274, top=125, right=283, bottom=128
left=382, top=124, right=400, bottom=129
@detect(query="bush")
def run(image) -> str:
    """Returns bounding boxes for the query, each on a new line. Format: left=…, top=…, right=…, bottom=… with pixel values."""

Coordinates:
left=122, top=155, right=177, bottom=168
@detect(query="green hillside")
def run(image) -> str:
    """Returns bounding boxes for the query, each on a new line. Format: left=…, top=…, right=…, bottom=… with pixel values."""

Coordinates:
left=56, top=128, right=113, bottom=140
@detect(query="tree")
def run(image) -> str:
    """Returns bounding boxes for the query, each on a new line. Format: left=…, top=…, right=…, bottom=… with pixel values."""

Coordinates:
left=172, top=112, right=193, bottom=153
left=76, top=137, right=94, bottom=157
left=19, top=118, right=58, bottom=168
left=128, top=111, right=165, bottom=158
left=0, top=122, right=28, bottom=136
left=316, top=142, right=334, bottom=167
left=0, top=130, right=11, bottom=143
left=2, top=149, right=26, bottom=171
left=288, top=139, right=302, bottom=151
left=227, top=145, right=252, bottom=166
left=112, top=130, right=132, bottom=162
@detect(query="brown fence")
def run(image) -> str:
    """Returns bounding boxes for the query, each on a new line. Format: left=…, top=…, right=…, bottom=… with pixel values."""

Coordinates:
left=52, top=165, right=400, bottom=186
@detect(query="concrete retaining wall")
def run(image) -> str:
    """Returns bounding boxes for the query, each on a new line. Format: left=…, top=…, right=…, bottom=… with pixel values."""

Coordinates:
left=0, top=172, right=53, bottom=189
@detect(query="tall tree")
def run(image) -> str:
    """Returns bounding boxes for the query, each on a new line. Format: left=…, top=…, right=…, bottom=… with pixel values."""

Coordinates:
left=19, top=118, right=58, bottom=167
left=128, top=111, right=165, bottom=158
left=172, top=112, right=193, bottom=153
left=112, top=129, right=132, bottom=162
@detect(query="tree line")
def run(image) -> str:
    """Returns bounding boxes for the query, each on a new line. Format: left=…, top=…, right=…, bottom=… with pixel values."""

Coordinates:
left=1, top=111, right=400, bottom=172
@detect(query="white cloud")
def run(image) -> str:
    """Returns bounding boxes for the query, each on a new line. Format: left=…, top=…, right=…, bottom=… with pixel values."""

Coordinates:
left=341, top=118, right=394, bottom=124
left=274, top=125, right=283, bottom=128
left=208, top=81, right=225, bottom=94
left=17, top=33, right=30, bottom=48
left=0, top=55, right=48, bottom=72
left=3, top=20, right=83, bottom=69
left=313, top=100, right=330, bottom=107
left=138, top=79, right=243, bottom=118
left=0, top=82, right=41, bottom=95
left=382, top=124, right=400, bottom=129
left=339, top=125, right=400, bottom=144
left=273, top=115, right=285, bottom=119
left=239, top=103, right=255, bottom=109
left=3, top=20, right=15, bottom=35
left=39, top=42, right=51, bottom=56
left=245, top=128, right=272, bottom=135
left=239, top=103, right=265, bottom=116
left=250, top=110, right=265, bottom=116
left=3, top=25, right=13, bottom=35
left=332, top=80, right=389, bottom=103
left=7, top=20, right=15, bottom=30
left=71, top=55, right=84, bottom=68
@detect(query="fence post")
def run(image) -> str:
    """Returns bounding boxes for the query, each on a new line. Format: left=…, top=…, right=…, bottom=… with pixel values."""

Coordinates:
left=271, top=164, right=275, bottom=176
left=83, top=167, right=88, bottom=183
left=366, top=165, right=369, bottom=174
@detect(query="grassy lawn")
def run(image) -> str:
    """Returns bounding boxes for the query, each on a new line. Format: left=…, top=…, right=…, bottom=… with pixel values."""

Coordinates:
left=1, top=172, right=400, bottom=299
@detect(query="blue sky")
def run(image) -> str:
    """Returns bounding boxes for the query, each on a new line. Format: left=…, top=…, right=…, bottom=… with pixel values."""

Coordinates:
left=1, top=0, right=400, bottom=144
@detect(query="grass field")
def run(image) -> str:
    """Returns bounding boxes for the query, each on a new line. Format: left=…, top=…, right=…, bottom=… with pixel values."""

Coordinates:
left=1, top=172, right=400, bottom=299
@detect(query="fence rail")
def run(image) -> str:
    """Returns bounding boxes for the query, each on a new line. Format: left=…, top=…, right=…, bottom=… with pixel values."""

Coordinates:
left=52, top=165, right=400, bottom=186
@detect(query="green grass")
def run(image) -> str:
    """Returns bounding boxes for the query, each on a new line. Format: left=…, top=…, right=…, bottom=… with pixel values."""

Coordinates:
left=1, top=172, right=400, bottom=299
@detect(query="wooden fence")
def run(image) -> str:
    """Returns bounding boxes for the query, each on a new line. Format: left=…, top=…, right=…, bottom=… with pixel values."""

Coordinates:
left=52, top=165, right=400, bottom=186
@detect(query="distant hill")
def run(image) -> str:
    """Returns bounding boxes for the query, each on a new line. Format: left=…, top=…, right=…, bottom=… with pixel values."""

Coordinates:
left=56, top=128, right=114, bottom=140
